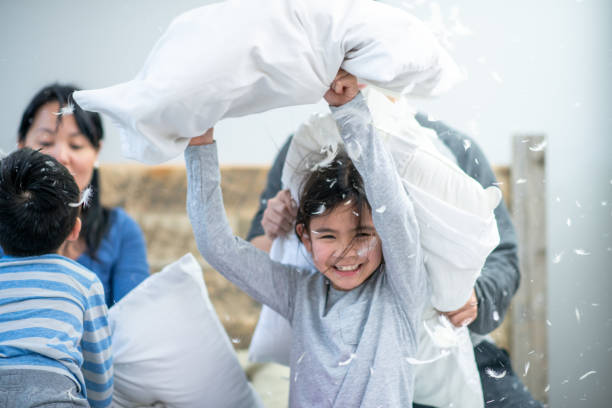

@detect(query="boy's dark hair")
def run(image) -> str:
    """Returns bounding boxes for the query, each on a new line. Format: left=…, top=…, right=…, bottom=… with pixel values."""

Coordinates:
left=0, top=148, right=80, bottom=256
left=295, top=151, right=371, bottom=236
left=18, top=83, right=110, bottom=258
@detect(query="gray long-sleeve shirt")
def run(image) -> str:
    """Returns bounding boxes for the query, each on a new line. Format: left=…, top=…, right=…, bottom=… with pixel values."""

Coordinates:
left=247, top=113, right=519, bottom=336
left=186, top=93, right=429, bottom=407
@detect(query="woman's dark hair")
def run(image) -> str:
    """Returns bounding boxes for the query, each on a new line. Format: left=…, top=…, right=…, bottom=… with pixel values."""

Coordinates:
left=18, top=83, right=110, bottom=257
left=295, top=151, right=370, bottom=236
left=0, top=148, right=80, bottom=256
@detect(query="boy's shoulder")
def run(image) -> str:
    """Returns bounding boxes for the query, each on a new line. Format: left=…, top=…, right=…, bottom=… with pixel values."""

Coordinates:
left=0, top=254, right=102, bottom=292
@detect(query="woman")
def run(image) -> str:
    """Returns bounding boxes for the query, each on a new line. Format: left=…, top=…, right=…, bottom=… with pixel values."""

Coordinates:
left=1, top=83, right=149, bottom=307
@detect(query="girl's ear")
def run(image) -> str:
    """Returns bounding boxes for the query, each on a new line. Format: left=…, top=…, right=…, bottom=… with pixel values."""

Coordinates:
left=296, top=223, right=312, bottom=254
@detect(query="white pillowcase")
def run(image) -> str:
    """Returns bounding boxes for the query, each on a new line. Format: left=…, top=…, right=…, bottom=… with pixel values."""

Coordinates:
left=73, top=0, right=462, bottom=164
left=412, top=307, right=483, bottom=408
left=109, top=253, right=263, bottom=408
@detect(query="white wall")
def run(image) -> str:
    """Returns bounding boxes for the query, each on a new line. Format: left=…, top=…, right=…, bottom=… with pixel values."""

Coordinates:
left=1, top=1, right=610, bottom=406
left=400, top=2, right=611, bottom=406
left=387, top=3, right=612, bottom=406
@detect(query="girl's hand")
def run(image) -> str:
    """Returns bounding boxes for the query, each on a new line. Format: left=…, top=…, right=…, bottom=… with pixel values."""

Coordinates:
left=324, top=69, right=359, bottom=107
left=189, top=127, right=214, bottom=146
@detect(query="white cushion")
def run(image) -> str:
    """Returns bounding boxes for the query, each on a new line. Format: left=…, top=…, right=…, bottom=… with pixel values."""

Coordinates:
left=109, top=253, right=263, bottom=408
left=248, top=306, right=293, bottom=367
left=412, top=307, right=483, bottom=408
left=73, top=0, right=462, bottom=164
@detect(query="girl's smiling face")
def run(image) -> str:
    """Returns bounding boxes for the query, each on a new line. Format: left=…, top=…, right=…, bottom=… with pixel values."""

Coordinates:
left=298, top=203, right=382, bottom=291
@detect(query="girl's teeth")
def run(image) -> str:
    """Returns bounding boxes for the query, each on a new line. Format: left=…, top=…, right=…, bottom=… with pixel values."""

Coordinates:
left=336, top=264, right=358, bottom=271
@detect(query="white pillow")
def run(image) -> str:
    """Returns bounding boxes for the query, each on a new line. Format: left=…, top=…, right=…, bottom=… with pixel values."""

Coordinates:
left=248, top=306, right=293, bottom=367
left=412, top=307, right=483, bottom=408
left=73, top=0, right=462, bottom=164
left=109, top=253, right=263, bottom=408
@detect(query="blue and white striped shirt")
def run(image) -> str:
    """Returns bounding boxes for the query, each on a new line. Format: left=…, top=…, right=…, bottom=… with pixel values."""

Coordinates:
left=0, top=254, right=113, bottom=408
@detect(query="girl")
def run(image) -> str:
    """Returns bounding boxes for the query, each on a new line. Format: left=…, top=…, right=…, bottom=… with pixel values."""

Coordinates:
left=185, top=71, right=428, bottom=406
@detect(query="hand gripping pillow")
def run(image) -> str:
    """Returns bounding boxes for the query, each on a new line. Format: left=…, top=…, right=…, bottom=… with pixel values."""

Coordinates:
left=73, top=0, right=462, bottom=164
left=109, top=253, right=263, bottom=408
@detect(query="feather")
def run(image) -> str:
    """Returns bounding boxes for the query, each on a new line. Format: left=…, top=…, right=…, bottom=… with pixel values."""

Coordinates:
left=68, top=185, right=93, bottom=208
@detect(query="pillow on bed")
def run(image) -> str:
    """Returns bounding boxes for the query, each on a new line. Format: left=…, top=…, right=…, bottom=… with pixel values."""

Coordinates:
left=73, top=0, right=462, bottom=164
left=109, top=253, right=263, bottom=408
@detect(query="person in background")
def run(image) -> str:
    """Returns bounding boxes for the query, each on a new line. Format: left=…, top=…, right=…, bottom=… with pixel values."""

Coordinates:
left=0, top=83, right=149, bottom=307
left=0, top=148, right=113, bottom=407
left=248, top=106, right=544, bottom=408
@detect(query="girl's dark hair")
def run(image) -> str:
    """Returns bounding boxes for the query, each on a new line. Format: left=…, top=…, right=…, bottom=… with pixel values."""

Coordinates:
left=295, top=151, right=370, bottom=236
left=18, top=83, right=110, bottom=257
left=0, top=148, right=80, bottom=256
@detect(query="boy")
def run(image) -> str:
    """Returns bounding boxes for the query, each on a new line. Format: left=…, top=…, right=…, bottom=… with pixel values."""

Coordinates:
left=0, top=148, right=112, bottom=407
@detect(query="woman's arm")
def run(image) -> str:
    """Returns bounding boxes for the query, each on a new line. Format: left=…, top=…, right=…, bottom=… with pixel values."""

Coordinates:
left=185, top=138, right=299, bottom=321
left=329, top=89, right=429, bottom=326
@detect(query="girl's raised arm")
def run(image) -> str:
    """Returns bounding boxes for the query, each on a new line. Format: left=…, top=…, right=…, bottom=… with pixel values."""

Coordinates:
left=328, top=86, right=429, bottom=328
left=185, top=132, right=301, bottom=322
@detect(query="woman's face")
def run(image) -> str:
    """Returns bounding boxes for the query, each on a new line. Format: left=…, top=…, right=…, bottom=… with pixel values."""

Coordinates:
left=298, top=204, right=382, bottom=291
left=19, top=101, right=100, bottom=191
